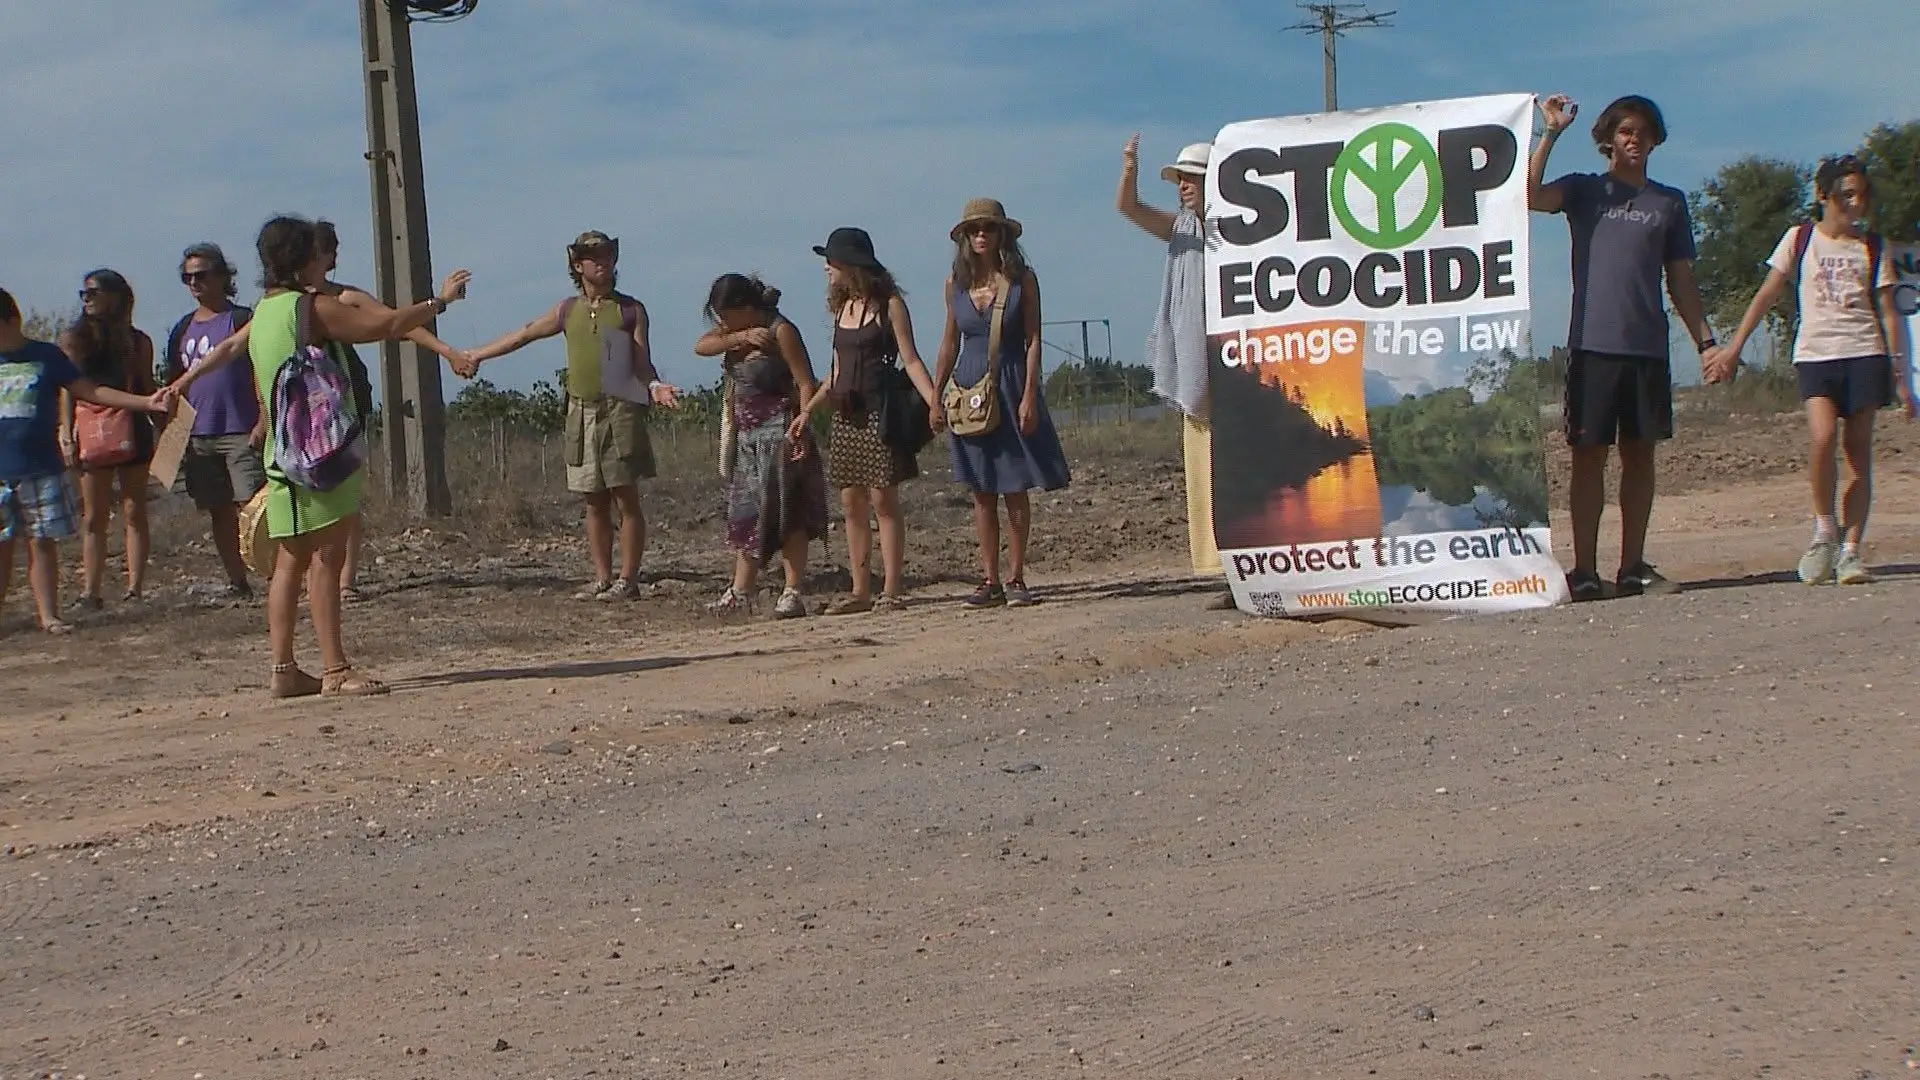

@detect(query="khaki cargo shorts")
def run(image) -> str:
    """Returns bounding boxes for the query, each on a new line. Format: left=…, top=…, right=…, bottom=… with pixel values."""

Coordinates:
left=564, top=395, right=656, bottom=494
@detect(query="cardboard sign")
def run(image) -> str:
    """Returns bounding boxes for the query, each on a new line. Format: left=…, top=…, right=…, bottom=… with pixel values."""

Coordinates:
left=149, top=397, right=197, bottom=492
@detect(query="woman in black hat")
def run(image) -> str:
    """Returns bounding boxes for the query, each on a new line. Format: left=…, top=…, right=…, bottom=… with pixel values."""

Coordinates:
left=793, top=227, right=939, bottom=614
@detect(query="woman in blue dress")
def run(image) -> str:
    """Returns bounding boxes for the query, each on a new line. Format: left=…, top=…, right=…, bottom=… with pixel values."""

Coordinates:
left=932, top=199, right=1071, bottom=609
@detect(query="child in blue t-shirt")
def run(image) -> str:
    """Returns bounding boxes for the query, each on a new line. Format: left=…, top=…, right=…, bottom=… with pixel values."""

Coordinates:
left=0, top=286, right=168, bottom=634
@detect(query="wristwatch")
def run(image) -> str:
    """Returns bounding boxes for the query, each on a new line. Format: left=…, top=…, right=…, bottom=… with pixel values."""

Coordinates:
left=1696, top=335, right=1717, bottom=352
left=426, top=296, right=448, bottom=315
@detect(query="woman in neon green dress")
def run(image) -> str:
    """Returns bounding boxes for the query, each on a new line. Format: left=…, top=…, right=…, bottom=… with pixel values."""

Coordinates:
left=171, top=215, right=469, bottom=697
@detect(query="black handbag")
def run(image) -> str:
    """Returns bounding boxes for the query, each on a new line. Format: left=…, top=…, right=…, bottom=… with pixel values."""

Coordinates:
left=878, top=363, right=933, bottom=453
left=867, top=304, right=931, bottom=453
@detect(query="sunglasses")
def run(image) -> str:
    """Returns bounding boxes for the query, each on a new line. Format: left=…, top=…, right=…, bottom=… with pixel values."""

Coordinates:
left=181, top=270, right=225, bottom=285
left=79, top=288, right=105, bottom=299
left=963, top=223, right=1000, bottom=235
left=570, top=245, right=616, bottom=261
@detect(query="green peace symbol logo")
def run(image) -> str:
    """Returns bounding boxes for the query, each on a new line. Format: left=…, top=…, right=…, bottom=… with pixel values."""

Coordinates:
left=1330, top=122, right=1443, bottom=250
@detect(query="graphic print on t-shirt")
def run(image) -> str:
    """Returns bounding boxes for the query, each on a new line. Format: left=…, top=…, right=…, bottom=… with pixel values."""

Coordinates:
left=1769, top=227, right=1898, bottom=364
left=0, top=343, right=82, bottom=480
left=175, top=310, right=259, bottom=436
left=0, top=363, right=34, bottom=419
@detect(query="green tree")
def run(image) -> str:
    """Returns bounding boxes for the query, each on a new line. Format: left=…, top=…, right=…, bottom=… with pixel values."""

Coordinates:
left=1690, top=156, right=1811, bottom=368
left=1857, top=120, right=1920, bottom=241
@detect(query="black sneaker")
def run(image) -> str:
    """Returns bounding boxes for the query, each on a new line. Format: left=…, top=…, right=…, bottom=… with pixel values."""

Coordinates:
left=963, top=581, right=1006, bottom=609
left=1615, top=562, right=1679, bottom=597
left=1566, top=570, right=1605, bottom=602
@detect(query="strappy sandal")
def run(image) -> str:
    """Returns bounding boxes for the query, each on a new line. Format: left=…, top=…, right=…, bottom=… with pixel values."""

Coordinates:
left=321, top=664, right=389, bottom=697
left=270, top=661, right=323, bottom=699
left=824, top=594, right=874, bottom=616
left=39, top=619, right=74, bottom=637
left=873, top=593, right=909, bottom=613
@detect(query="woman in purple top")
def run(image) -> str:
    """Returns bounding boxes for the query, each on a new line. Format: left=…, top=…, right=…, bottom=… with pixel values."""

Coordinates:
left=59, top=269, right=157, bottom=608
left=931, top=199, right=1071, bottom=609
left=163, top=242, right=264, bottom=599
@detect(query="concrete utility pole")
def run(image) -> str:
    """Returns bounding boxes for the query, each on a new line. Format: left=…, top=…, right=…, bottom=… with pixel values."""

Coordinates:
left=357, top=0, right=474, bottom=515
left=1285, top=3, right=1394, bottom=112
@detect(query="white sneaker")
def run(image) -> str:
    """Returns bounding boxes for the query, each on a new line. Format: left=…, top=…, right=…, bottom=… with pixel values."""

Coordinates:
left=1797, top=540, right=1837, bottom=585
left=1835, top=550, right=1874, bottom=585
left=773, top=588, right=808, bottom=618
left=596, top=577, right=643, bottom=601
left=706, top=586, right=751, bottom=613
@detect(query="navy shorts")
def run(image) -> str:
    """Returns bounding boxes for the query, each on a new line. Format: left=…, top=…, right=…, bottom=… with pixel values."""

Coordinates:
left=1564, top=349, right=1673, bottom=447
left=1796, top=355, right=1892, bottom=418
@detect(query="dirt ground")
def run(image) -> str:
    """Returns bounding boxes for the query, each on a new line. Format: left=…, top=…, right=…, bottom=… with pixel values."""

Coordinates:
left=4, top=409, right=1918, bottom=1079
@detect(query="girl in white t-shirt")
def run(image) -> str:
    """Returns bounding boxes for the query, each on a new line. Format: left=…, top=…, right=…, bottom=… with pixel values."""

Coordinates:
left=1703, top=156, right=1912, bottom=585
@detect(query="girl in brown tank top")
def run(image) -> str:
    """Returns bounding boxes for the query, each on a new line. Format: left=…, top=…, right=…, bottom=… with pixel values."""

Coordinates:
left=793, top=228, right=940, bottom=614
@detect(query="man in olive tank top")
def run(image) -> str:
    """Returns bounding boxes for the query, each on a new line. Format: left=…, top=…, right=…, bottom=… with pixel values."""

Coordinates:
left=466, top=232, right=682, bottom=601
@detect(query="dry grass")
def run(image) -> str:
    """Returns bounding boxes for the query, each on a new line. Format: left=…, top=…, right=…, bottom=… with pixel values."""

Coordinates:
left=358, top=412, right=1185, bottom=548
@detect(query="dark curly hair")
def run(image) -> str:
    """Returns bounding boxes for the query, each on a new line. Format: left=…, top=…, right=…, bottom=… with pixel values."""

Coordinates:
left=257, top=215, right=318, bottom=292
left=1591, top=95, right=1667, bottom=157
left=1814, top=154, right=1871, bottom=201
left=703, top=273, right=781, bottom=324
left=0, top=287, right=19, bottom=325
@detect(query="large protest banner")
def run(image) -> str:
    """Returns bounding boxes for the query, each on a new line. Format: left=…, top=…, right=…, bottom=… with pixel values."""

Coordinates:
left=1205, top=93, right=1568, bottom=618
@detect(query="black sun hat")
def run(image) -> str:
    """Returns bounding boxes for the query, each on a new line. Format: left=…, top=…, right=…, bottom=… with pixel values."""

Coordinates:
left=812, top=227, right=885, bottom=271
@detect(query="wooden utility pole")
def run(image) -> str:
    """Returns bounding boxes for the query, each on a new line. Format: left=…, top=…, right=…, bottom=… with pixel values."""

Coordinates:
left=1285, top=3, right=1394, bottom=112
left=357, top=0, right=462, bottom=514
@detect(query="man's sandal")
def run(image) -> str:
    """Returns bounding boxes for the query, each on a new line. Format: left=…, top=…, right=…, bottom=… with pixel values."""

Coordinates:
left=322, top=665, right=389, bottom=697
left=271, top=661, right=323, bottom=699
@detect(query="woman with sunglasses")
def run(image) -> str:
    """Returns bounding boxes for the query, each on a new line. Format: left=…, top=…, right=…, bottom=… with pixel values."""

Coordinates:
left=931, top=199, right=1070, bottom=608
left=59, top=269, right=156, bottom=608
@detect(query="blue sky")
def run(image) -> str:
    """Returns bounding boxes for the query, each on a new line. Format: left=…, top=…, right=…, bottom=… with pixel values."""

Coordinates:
left=1, top=0, right=1910, bottom=398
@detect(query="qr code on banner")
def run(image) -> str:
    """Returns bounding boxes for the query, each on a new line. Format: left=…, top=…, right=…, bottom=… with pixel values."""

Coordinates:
left=1247, top=591, right=1290, bottom=616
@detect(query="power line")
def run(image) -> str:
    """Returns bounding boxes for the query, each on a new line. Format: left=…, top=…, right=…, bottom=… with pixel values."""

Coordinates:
left=1283, top=3, right=1394, bottom=112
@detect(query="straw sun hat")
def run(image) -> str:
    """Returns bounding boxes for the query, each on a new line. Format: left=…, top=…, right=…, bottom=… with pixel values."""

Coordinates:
left=950, top=198, right=1023, bottom=241
left=238, top=486, right=278, bottom=579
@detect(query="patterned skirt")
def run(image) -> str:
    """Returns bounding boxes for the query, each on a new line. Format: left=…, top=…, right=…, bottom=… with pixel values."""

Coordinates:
left=726, top=395, right=827, bottom=555
left=827, top=408, right=919, bottom=490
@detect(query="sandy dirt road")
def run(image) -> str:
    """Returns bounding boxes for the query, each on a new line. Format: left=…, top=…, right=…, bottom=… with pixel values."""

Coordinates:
left=3, top=466, right=1918, bottom=1079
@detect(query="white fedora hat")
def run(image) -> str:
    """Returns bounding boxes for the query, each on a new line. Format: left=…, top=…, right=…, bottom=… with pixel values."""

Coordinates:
left=1160, top=142, right=1212, bottom=183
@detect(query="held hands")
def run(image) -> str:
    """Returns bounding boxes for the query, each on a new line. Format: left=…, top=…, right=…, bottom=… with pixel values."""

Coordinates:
left=437, top=270, right=472, bottom=306
left=448, top=349, right=480, bottom=379
left=1699, top=343, right=1741, bottom=384
left=1539, top=94, right=1577, bottom=133
left=785, top=413, right=811, bottom=445
left=929, top=401, right=948, bottom=433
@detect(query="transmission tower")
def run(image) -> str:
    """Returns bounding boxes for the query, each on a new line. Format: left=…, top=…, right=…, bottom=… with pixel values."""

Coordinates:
left=356, top=0, right=475, bottom=515
left=1284, top=3, right=1394, bottom=112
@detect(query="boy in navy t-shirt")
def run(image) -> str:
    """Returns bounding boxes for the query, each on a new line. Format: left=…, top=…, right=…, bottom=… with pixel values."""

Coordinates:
left=1528, top=94, right=1715, bottom=601
left=0, top=286, right=168, bottom=634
